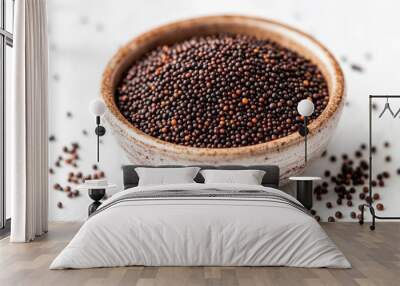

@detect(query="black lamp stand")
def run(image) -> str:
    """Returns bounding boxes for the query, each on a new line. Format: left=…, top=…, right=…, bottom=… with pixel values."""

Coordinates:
left=88, top=188, right=106, bottom=216
left=296, top=180, right=313, bottom=210
left=95, top=116, right=106, bottom=162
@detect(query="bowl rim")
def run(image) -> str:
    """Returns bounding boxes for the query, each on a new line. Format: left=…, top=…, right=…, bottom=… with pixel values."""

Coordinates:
left=101, top=14, right=345, bottom=157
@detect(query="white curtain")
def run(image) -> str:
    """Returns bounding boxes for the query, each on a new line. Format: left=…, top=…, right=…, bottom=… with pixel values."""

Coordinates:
left=9, top=0, right=48, bottom=242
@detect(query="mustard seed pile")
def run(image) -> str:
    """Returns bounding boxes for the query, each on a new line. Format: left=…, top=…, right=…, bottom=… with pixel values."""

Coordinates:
left=117, top=34, right=329, bottom=148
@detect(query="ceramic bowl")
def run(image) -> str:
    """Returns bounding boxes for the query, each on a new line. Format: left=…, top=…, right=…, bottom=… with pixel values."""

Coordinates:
left=101, top=15, right=345, bottom=184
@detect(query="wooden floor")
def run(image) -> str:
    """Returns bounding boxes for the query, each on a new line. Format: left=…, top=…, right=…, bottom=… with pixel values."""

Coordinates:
left=0, top=222, right=399, bottom=286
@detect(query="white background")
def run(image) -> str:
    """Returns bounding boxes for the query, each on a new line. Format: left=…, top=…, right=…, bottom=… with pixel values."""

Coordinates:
left=47, top=0, right=400, bottom=221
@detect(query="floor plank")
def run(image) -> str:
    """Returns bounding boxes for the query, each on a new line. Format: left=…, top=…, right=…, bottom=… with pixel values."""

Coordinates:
left=0, top=222, right=399, bottom=286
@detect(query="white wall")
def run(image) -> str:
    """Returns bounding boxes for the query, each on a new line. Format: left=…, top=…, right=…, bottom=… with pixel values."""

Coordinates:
left=48, top=0, right=400, bottom=221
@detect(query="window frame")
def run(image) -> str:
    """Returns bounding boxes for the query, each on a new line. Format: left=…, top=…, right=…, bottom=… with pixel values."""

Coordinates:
left=0, top=0, right=14, bottom=234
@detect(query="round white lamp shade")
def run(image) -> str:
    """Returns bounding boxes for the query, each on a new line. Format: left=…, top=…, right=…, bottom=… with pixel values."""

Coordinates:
left=297, top=99, right=315, bottom=117
left=89, top=99, right=106, bottom=116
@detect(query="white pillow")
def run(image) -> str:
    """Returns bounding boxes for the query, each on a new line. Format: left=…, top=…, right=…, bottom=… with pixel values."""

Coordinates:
left=200, top=169, right=266, bottom=185
left=135, top=167, right=200, bottom=186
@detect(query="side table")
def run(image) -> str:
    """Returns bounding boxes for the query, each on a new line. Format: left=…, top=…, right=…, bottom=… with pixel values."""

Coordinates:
left=289, top=177, right=321, bottom=210
left=78, top=183, right=116, bottom=216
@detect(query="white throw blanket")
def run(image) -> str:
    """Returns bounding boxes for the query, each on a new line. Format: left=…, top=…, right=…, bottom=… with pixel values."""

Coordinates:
left=50, top=183, right=351, bottom=269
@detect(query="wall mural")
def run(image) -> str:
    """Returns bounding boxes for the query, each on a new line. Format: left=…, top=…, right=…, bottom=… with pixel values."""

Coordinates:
left=47, top=0, right=400, bottom=222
